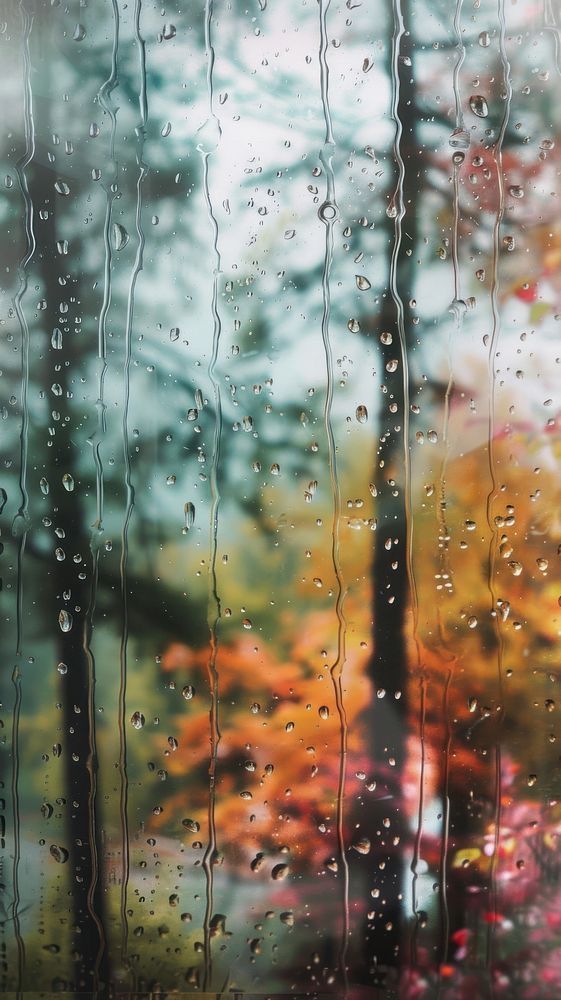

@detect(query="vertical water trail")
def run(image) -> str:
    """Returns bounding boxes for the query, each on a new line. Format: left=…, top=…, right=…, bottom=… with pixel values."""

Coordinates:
left=12, top=2, right=36, bottom=655
left=199, top=146, right=222, bottom=996
left=119, top=0, right=147, bottom=979
left=387, top=0, right=423, bottom=956
left=436, top=653, right=453, bottom=984
left=444, top=0, right=467, bottom=467
left=437, top=0, right=465, bottom=973
left=485, top=0, right=512, bottom=978
left=544, top=0, right=561, bottom=76
left=198, top=4, right=222, bottom=990
left=82, top=2, right=120, bottom=984
left=93, top=0, right=119, bottom=537
left=10, top=666, right=24, bottom=992
left=318, top=0, right=349, bottom=989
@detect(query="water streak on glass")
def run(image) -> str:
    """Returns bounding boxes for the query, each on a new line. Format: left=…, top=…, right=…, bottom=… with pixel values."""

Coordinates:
left=83, top=7, right=120, bottom=986
left=92, top=0, right=119, bottom=536
left=10, top=665, right=24, bottom=989
left=437, top=0, right=466, bottom=972
left=318, top=0, right=349, bottom=989
left=12, top=2, right=35, bottom=654
left=387, top=0, right=424, bottom=954
left=484, top=0, right=512, bottom=975
left=199, top=1, right=223, bottom=989
left=544, top=0, right=561, bottom=75
left=118, top=0, right=148, bottom=979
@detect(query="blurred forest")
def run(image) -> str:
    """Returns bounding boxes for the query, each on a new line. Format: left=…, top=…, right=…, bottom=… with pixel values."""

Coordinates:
left=2, top=0, right=561, bottom=996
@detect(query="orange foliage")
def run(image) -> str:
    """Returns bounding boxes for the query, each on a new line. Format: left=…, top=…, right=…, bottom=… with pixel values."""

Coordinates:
left=150, top=627, right=373, bottom=872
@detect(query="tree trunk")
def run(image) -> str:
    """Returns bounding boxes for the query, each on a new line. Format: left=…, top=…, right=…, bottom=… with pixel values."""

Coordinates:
left=355, top=0, right=420, bottom=984
left=33, top=158, right=110, bottom=993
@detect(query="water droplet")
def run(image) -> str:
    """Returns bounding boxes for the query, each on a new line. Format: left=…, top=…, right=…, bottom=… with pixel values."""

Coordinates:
left=51, top=327, right=63, bottom=350
left=62, top=473, right=74, bottom=492
left=355, top=274, right=371, bottom=291
left=50, top=844, right=69, bottom=863
left=318, top=705, right=329, bottom=720
left=352, top=837, right=371, bottom=855
left=89, top=122, right=99, bottom=138
left=242, top=618, right=252, bottom=630
left=318, top=201, right=337, bottom=222
left=58, top=610, right=73, bottom=633
left=347, top=318, right=360, bottom=333
left=131, top=711, right=145, bottom=729
left=469, top=95, right=489, bottom=118
left=54, top=180, right=70, bottom=196
left=509, top=185, right=524, bottom=199
left=73, top=23, right=86, bottom=41
left=284, top=229, right=296, bottom=240
left=182, top=818, right=200, bottom=833
left=162, top=23, right=176, bottom=39
left=112, top=223, right=129, bottom=251
left=497, top=600, right=510, bottom=622
left=271, top=863, right=290, bottom=881
left=170, top=327, right=180, bottom=341
left=183, top=501, right=195, bottom=531
left=40, top=477, right=49, bottom=496
left=182, top=684, right=195, bottom=700
left=356, top=404, right=368, bottom=423
left=161, top=121, right=172, bottom=137
left=478, top=30, right=490, bottom=46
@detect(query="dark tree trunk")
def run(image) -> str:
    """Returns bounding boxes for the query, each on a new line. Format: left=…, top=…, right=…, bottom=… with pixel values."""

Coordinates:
left=355, top=0, right=421, bottom=985
left=33, top=158, right=110, bottom=993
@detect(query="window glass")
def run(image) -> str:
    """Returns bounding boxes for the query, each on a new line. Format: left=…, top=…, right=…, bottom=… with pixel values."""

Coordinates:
left=1, top=0, right=561, bottom=994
